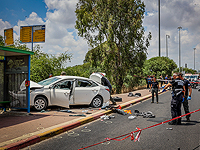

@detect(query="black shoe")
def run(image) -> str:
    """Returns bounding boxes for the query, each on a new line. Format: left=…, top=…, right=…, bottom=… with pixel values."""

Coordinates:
left=168, top=121, right=176, bottom=125
left=151, top=102, right=154, bottom=103
left=186, top=118, right=190, bottom=122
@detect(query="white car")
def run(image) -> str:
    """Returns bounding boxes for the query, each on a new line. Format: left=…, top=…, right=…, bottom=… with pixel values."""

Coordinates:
left=29, top=76, right=110, bottom=111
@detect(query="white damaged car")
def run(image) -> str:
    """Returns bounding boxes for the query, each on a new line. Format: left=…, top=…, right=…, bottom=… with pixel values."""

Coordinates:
left=27, top=76, right=110, bottom=111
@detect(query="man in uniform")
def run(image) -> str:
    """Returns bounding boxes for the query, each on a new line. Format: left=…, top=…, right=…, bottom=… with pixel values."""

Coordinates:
left=150, top=77, right=159, bottom=103
left=163, top=72, right=185, bottom=125
left=183, top=77, right=192, bottom=121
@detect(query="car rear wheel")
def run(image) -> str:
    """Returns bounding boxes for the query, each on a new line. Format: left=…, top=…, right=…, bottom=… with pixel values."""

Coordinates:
left=91, top=96, right=103, bottom=108
left=34, top=97, right=47, bottom=111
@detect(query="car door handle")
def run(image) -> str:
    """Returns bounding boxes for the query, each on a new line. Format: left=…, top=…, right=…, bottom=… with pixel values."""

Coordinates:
left=92, top=89, right=97, bottom=92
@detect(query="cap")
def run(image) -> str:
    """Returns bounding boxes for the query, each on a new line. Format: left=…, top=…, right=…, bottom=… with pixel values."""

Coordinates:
left=173, top=73, right=177, bottom=76
left=61, top=71, right=66, bottom=75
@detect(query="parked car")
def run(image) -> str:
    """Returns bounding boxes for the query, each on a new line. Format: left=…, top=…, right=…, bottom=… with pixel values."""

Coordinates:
left=25, top=76, right=110, bottom=111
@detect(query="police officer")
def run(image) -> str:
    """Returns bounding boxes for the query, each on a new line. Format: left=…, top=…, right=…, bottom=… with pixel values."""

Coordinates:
left=150, top=77, right=159, bottom=103
left=101, top=76, right=116, bottom=105
left=183, top=77, right=192, bottom=121
left=163, top=72, right=185, bottom=125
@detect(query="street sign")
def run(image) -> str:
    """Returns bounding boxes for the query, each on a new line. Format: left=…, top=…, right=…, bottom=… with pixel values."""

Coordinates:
left=20, top=26, right=32, bottom=43
left=4, top=28, right=14, bottom=46
left=33, top=25, right=45, bottom=43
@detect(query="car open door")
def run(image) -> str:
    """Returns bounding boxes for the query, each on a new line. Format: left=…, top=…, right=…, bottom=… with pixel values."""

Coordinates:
left=50, top=80, right=73, bottom=108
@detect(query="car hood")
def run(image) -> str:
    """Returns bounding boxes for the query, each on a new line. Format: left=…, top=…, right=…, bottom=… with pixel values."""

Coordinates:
left=20, top=80, right=43, bottom=91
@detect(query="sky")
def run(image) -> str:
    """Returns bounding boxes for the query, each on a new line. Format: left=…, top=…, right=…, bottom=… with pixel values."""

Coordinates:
left=0, top=0, right=200, bottom=71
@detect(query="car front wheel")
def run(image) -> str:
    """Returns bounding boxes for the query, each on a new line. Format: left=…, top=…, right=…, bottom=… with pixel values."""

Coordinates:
left=91, top=96, right=103, bottom=108
left=34, top=96, right=47, bottom=111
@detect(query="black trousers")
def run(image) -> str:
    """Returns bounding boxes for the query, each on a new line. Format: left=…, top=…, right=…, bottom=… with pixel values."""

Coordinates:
left=152, top=88, right=158, bottom=102
left=183, top=95, right=190, bottom=119
left=171, top=94, right=183, bottom=124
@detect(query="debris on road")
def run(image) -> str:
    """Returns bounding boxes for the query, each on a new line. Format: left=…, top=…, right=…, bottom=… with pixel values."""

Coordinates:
left=100, top=115, right=115, bottom=120
left=128, top=116, right=136, bottom=119
left=166, top=128, right=173, bottom=130
left=134, top=110, right=155, bottom=118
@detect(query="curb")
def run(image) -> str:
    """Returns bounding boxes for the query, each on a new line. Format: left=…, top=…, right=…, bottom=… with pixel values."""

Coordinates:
left=0, top=91, right=166, bottom=150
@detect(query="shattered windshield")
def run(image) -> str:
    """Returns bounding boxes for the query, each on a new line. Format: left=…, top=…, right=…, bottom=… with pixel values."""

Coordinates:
left=38, top=77, right=61, bottom=86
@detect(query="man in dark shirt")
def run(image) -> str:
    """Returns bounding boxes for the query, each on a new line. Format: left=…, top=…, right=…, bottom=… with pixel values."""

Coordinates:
left=150, top=77, right=159, bottom=103
left=183, top=78, right=192, bottom=121
left=163, top=72, right=185, bottom=125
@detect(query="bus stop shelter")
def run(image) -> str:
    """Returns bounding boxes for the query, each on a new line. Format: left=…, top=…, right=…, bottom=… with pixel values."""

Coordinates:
left=0, top=46, right=34, bottom=113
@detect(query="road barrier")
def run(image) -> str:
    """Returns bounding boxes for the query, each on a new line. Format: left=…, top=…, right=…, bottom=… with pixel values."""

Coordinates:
left=78, top=108, right=200, bottom=150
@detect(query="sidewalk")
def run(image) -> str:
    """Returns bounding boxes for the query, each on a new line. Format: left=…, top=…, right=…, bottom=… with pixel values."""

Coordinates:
left=0, top=88, right=161, bottom=150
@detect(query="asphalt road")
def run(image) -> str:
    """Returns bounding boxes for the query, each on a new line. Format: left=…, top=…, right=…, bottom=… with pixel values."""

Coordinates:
left=23, top=89, right=200, bottom=150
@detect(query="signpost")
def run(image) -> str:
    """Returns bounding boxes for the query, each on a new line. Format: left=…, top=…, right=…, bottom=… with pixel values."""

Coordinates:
left=20, top=26, right=32, bottom=43
left=33, top=25, right=45, bottom=43
left=4, top=28, right=14, bottom=46
left=20, top=25, right=45, bottom=51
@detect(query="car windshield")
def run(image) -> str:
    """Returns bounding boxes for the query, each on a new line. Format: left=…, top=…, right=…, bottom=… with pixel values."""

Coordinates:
left=38, top=77, right=61, bottom=86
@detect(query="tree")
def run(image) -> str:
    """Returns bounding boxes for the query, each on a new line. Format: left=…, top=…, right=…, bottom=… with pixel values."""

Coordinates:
left=173, top=67, right=197, bottom=74
left=31, top=45, right=72, bottom=82
left=143, top=56, right=177, bottom=77
left=75, top=0, right=151, bottom=93
left=0, top=35, right=72, bottom=82
left=0, top=35, right=4, bottom=46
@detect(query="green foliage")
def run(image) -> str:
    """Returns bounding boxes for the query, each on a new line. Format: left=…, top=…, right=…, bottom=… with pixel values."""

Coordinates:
left=0, top=35, right=72, bottom=82
left=76, top=0, right=151, bottom=93
left=31, top=45, right=72, bottom=82
left=173, top=67, right=197, bottom=74
left=143, top=56, right=177, bottom=77
left=0, top=35, right=4, bottom=46
left=64, top=63, right=102, bottom=78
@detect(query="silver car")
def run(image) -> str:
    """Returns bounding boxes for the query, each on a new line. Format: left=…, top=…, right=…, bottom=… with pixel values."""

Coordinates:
left=30, top=76, right=110, bottom=111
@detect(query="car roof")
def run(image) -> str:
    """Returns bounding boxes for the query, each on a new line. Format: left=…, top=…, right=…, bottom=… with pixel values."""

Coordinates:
left=55, top=75, right=90, bottom=80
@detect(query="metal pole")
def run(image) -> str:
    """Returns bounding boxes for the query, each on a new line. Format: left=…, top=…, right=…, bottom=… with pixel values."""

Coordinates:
left=177, top=27, right=182, bottom=72
left=166, top=35, right=170, bottom=57
left=194, top=48, right=196, bottom=70
left=158, top=0, right=161, bottom=57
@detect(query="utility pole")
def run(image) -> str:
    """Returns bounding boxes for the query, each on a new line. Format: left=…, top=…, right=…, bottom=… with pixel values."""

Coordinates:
left=158, top=0, right=161, bottom=56
left=194, top=48, right=196, bottom=70
left=177, top=26, right=182, bottom=72
left=166, top=35, right=170, bottom=57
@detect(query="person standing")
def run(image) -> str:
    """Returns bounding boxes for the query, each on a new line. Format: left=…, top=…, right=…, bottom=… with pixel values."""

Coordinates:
left=159, top=75, right=163, bottom=87
left=165, top=75, right=168, bottom=84
left=163, top=72, right=185, bottom=125
left=150, top=77, right=159, bottom=103
left=101, top=76, right=116, bottom=105
left=147, top=75, right=151, bottom=89
left=182, top=78, right=192, bottom=121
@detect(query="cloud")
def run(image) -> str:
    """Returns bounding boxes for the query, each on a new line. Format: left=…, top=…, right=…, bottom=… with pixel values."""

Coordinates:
left=45, top=0, right=78, bottom=28
left=0, top=19, right=11, bottom=35
left=143, top=0, right=200, bottom=69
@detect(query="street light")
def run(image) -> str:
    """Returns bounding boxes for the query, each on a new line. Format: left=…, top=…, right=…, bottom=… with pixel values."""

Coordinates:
left=166, top=35, right=170, bottom=57
left=158, top=0, right=161, bottom=57
left=194, top=48, right=196, bottom=70
left=177, top=26, right=182, bottom=72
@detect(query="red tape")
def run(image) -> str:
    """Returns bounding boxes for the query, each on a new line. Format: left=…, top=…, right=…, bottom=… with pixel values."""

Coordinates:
left=78, top=108, right=200, bottom=150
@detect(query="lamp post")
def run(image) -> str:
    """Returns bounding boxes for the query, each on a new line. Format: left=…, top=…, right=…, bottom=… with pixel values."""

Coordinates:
left=194, top=48, right=195, bottom=70
left=158, top=0, right=161, bottom=56
left=166, top=35, right=170, bottom=57
left=177, top=26, right=182, bottom=72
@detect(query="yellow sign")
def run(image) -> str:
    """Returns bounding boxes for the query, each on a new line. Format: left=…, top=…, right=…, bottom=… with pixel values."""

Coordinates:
left=20, top=26, right=32, bottom=43
left=4, top=28, right=14, bottom=46
left=33, top=25, right=45, bottom=42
